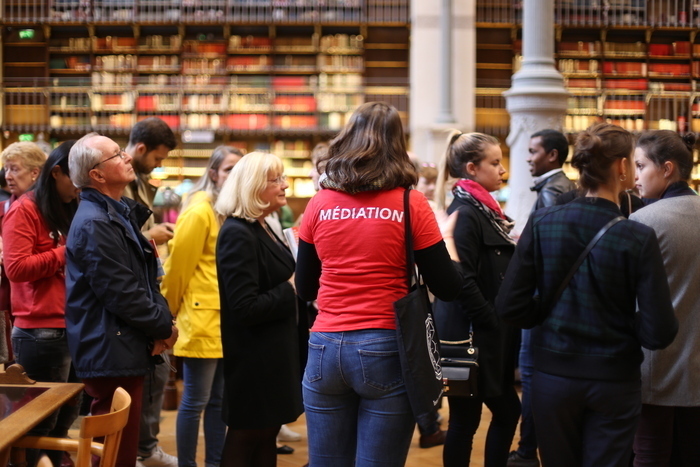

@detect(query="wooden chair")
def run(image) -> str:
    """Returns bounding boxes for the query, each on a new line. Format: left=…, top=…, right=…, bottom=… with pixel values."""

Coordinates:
left=13, top=387, right=131, bottom=467
left=0, top=363, right=35, bottom=384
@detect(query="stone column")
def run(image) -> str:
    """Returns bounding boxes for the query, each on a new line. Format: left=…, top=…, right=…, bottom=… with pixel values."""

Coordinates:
left=435, top=0, right=456, bottom=124
left=503, top=0, right=568, bottom=235
left=410, top=0, right=475, bottom=163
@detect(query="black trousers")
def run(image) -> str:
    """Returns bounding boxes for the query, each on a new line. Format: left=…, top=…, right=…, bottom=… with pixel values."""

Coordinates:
left=443, top=387, right=521, bottom=467
left=531, top=370, right=641, bottom=467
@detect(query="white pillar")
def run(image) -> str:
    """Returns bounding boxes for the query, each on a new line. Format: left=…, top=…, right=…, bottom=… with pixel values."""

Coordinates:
left=410, top=0, right=475, bottom=163
left=503, top=0, right=568, bottom=235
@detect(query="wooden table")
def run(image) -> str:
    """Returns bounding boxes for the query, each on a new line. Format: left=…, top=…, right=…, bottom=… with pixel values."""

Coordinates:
left=0, top=382, right=84, bottom=466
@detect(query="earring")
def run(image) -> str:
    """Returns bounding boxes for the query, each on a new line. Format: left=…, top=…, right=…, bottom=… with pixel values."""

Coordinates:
left=619, top=174, right=627, bottom=182
left=32, top=177, right=36, bottom=182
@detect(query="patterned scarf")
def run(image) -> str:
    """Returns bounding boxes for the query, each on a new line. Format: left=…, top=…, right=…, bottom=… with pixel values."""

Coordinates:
left=454, top=179, right=516, bottom=245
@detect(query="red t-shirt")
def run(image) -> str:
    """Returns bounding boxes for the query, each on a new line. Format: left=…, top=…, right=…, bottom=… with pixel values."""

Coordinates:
left=299, top=187, right=442, bottom=331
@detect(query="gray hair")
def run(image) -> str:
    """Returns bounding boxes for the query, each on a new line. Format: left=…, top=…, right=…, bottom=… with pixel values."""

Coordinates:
left=69, top=132, right=103, bottom=188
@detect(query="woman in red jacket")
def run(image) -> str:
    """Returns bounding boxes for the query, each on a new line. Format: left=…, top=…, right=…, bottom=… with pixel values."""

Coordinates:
left=4, top=141, right=79, bottom=467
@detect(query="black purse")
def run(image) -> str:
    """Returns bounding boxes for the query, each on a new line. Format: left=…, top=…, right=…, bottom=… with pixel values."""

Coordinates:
left=393, top=188, right=444, bottom=428
left=440, top=325, right=479, bottom=398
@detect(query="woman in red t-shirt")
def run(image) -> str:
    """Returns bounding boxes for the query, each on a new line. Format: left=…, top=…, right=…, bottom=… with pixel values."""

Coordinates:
left=296, top=102, right=463, bottom=466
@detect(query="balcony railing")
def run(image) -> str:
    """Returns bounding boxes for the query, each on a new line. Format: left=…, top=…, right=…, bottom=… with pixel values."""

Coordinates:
left=476, top=0, right=700, bottom=28
left=1, top=0, right=409, bottom=24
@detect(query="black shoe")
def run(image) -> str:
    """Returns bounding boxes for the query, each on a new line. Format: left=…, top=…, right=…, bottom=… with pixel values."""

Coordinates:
left=419, top=429, right=446, bottom=449
left=507, top=451, right=540, bottom=467
left=276, top=445, right=294, bottom=455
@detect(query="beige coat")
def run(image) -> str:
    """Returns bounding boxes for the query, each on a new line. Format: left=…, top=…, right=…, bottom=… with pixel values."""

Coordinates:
left=630, top=195, right=700, bottom=406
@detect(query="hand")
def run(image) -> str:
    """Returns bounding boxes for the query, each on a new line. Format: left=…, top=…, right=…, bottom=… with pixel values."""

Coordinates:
left=149, top=223, right=175, bottom=245
left=163, top=325, right=179, bottom=349
left=435, top=210, right=460, bottom=262
left=436, top=210, right=458, bottom=240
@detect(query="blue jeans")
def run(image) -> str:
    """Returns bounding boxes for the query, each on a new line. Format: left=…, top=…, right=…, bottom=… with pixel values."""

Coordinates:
left=303, top=330, right=415, bottom=467
left=176, top=357, right=226, bottom=467
left=12, top=327, right=81, bottom=467
left=516, top=329, right=538, bottom=458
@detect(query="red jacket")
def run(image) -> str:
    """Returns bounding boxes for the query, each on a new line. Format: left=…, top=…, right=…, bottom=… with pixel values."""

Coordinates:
left=3, top=192, right=67, bottom=329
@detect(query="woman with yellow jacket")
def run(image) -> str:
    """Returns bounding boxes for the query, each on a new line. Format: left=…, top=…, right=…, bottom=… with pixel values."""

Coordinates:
left=161, top=145, right=243, bottom=467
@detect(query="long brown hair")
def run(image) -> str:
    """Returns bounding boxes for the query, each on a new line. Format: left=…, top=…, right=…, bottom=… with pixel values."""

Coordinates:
left=323, top=102, right=417, bottom=191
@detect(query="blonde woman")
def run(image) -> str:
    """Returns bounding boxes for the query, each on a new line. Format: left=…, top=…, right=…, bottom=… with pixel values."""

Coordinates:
left=161, top=145, right=243, bottom=467
left=215, top=152, right=304, bottom=467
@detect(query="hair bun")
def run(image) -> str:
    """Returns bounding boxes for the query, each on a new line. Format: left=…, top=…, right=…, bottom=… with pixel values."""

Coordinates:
left=682, top=132, right=697, bottom=153
left=571, top=130, right=602, bottom=170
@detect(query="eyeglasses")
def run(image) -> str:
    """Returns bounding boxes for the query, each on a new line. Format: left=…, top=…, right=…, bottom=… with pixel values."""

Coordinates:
left=91, top=148, right=126, bottom=171
left=268, top=174, right=288, bottom=186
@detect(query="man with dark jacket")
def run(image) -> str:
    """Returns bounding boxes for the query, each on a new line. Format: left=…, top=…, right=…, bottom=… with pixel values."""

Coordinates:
left=527, top=129, right=576, bottom=213
left=65, top=133, right=178, bottom=467
left=509, top=129, right=577, bottom=467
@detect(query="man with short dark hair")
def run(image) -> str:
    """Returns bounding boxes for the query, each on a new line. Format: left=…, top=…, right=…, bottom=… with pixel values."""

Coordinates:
left=526, top=129, right=576, bottom=213
left=123, top=117, right=178, bottom=467
left=65, top=133, right=178, bottom=467
left=508, top=129, right=576, bottom=467
left=124, top=117, right=177, bottom=245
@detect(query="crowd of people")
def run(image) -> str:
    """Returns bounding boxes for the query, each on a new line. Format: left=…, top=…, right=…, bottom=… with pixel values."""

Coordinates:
left=0, top=104, right=697, bottom=467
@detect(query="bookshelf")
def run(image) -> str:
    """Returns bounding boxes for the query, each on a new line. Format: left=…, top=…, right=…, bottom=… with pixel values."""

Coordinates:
left=475, top=0, right=700, bottom=188
left=0, top=1, right=410, bottom=199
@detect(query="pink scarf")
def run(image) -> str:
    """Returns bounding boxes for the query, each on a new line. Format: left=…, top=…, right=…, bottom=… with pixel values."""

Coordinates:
left=455, top=179, right=505, bottom=219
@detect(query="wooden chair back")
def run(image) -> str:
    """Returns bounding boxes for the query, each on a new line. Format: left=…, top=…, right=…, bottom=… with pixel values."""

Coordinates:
left=14, top=387, right=131, bottom=467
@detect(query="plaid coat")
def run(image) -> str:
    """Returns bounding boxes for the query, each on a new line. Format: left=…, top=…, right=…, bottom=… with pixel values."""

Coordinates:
left=496, top=197, right=678, bottom=382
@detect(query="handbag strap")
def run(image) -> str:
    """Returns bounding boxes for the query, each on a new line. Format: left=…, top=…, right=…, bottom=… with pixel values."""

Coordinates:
left=549, top=215, right=625, bottom=310
left=402, top=188, right=420, bottom=291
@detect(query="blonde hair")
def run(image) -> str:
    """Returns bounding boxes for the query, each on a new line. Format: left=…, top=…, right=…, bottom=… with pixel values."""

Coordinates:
left=215, top=152, right=284, bottom=220
left=183, top=145, right=244, bottom=210
left=1, top=142, right=47, bottom=172
left=436, top=130, right=499, bottom=210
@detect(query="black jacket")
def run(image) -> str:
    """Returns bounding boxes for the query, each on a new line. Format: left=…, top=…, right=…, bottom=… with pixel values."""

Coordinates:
left=433, top=198, right=518, bottom=398
left=216, top=217, right=304, bottom=429
left=65, top=188, right=173, bottom=379
left=531, top=170, right=576, bottom=213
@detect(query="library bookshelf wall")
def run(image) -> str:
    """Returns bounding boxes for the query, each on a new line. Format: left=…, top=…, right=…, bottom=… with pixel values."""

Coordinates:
left=475, top=0, right=700, bottom=142
left=1, top=0, right=409, bottom=202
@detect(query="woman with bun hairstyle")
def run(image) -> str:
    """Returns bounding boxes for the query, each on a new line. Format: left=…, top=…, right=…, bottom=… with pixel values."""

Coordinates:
left=629, top=131, right=700, bottom=466
left=433, top=131, right=521, bottom=467
left=496, top=123, right=678, bottom=467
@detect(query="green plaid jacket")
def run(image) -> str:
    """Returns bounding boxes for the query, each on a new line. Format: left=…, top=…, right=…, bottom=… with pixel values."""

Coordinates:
left=496, top=197, right=678, bottom=381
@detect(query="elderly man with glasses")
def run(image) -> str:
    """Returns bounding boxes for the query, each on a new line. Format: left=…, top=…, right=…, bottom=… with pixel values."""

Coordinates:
left=64, top=133, right=178, bottom=467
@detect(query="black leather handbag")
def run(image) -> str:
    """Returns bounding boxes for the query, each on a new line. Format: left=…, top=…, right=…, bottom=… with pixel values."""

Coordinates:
left=440, top=329, right=479, bottom=398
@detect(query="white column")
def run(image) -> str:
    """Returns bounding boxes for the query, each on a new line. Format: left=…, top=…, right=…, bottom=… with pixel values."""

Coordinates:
left=435, top=0, right=456, bottom=124
left=503, top=0, right=568, bottom=235
left=410, top=0, right=475, bottom=163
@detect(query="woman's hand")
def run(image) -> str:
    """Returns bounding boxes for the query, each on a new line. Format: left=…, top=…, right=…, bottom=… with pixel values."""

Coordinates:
left=436, top=210, right=460, bottom=262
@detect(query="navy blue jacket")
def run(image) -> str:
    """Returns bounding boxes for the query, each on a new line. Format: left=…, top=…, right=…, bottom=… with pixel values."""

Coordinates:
left=65, top=188, right=173, bottom=379
left=496, top=197, right=678, bottom=382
